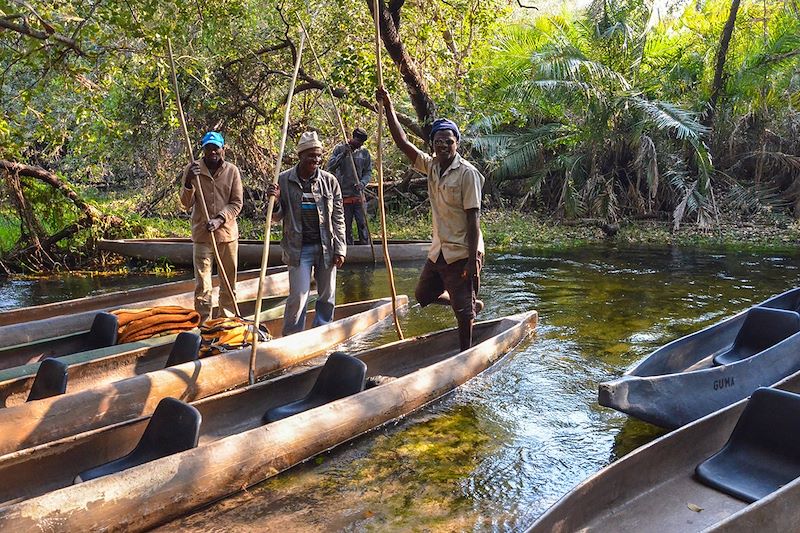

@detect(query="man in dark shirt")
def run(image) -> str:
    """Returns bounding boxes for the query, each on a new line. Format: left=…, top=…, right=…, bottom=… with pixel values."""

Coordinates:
left=267, top=131, right=346, bottom=336
left=326, top=128, right=372, bottom=245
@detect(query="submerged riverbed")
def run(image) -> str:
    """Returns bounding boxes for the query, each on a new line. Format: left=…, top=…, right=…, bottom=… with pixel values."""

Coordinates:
left=2, top=244, right=799, bottom=531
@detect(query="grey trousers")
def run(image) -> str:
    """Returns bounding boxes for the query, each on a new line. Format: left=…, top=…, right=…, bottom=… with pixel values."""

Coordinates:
left=282, top=243, right=337, bottom=336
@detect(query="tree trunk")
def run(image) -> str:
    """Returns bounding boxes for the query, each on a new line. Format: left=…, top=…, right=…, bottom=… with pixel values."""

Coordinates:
left=0, top=160, right=121, bottom=271
left=367, top=0, right=437, bottom=141
left=706, top=0, right=741, bottom=128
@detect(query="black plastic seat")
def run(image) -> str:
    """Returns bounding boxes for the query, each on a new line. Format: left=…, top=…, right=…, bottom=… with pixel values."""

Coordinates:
left=74, top=397, right=201, bottom=483
left=263, top=352, right=367, bottom=423
left=164, top=332, right=201, bottom=367
left=695, top=387, right=800, bottom=502
left=85, top=312, right=119, bottom=350
left=713, top=307, right=800, bottom=366
left=27, top=358, right=69, bottom=401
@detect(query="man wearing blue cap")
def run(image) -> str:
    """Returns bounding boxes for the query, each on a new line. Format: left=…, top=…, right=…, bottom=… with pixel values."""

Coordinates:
left=180, top=131, right=243, bottom=323
left=376, top=88, right=485, bottom=351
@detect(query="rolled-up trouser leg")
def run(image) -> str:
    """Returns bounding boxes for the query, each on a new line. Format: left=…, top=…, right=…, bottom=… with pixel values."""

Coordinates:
left=216, top=240, right=238, bottom=317
left=193, top=242, right=214, bottom=323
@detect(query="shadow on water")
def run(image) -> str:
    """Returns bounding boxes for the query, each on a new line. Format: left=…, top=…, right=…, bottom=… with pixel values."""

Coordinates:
left=4, top=244, right=800, bottom=532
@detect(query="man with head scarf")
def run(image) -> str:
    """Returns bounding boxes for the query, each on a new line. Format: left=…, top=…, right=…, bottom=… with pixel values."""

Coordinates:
left=180, top=131, right=243, bottom=324
left=376, top=88, right=485, bottom=351
left=326, top=127, right=372, bottom=245
left=266, top=131, right=346, bottom=336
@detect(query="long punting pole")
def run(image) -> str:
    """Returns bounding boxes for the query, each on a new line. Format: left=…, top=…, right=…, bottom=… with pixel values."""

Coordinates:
left=167, top=38, right=240, bottom=318
left=248, top=30, right=306, bottom=385
left=297, top=19, right=377, bottom=264
left=372, top=0, right=404, bottom=340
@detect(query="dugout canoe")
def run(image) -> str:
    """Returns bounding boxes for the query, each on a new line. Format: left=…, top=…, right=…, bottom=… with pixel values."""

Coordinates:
left=0, top=296, right=405, bottom=456
left=0, top=296, right=287, bottom=408
left=598, top=286, right=800, bottom=429
left=0, top=267, right=287, bottom=349
left=0, top=310, right=536, bottom=530
left=0, top=268, right=291, bottom=366
left=529, top=368, right=800, bottom=533
left=97, top=237, right=431, bottom=266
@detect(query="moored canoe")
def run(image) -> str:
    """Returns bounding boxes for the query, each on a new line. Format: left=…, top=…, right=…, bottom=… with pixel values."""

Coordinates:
left=0, top=267, right=287, bottom=349
left=97, top=238, right=431, bottom=266
left=0, top=296, right=286, bottom=408
left=0, top=310, right=536, bottom=530
left=529, top=367, right=800, bottom=532
left=598, top=286, right=800, bottom=428
left=0, top=296, right=407, bottom=456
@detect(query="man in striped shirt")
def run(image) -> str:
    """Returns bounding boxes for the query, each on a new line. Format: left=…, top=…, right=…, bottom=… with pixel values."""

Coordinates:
left=267, top=131, right=347, bottom=336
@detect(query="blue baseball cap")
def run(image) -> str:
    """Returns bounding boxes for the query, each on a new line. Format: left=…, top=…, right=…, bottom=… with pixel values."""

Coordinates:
left=201, top=131, right=224, bottom=148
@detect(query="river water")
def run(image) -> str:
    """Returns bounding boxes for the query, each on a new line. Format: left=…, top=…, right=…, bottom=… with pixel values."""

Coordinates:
left=2, top=245, right=799, bottom=531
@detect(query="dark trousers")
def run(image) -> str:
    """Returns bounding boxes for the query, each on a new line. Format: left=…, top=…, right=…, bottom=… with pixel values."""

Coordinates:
left=344, top=201, right=369, bottom=245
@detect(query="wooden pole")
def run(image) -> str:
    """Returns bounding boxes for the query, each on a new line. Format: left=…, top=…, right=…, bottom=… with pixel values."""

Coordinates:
left=372, top=0, right=404, bottom=340
left=248, top=30, right=306, bottom=385
left=167, top=38, right=240, bottom=318
left=297, top=19, right=377, bottom=263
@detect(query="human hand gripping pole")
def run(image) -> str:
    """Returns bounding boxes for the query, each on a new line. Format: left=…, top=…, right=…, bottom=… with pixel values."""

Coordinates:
left=248, top=29, right=306, bottom=386
left=167, top=38, right=240, bottom=319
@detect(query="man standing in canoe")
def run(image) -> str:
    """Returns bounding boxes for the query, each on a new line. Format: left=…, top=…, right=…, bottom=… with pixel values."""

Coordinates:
left=180, top=131, right=243, bottom=324
left=376, top=88, right=484, bottom=351
left=266, top=131, right=346, bottom=336
left=326, top=127, right=372, bottom=245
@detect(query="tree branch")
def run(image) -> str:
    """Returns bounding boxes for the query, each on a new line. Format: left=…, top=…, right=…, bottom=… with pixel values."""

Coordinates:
left=0, top=18, right=86, bottom=56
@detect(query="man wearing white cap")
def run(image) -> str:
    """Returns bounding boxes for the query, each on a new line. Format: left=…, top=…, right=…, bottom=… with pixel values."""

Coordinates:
left=180, top=131, right=243, bottom=323
left=266, top=131, right=346, bottom=336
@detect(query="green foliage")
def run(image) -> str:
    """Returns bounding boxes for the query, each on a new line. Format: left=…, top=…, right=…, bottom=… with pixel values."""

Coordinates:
left=469, top=0, right=800, bottom=225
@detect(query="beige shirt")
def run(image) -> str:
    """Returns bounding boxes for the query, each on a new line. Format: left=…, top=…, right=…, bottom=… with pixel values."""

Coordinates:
left=179, top=159, right=243, bottom=244
left=413, top=152, right=485, bottom=263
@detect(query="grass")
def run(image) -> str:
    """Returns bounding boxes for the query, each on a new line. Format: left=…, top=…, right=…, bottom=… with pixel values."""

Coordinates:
left=3, top=187, right=798, bottom=273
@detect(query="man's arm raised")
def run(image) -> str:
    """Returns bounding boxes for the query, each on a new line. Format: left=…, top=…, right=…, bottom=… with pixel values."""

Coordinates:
left=376, top=87, right=422, bottom=164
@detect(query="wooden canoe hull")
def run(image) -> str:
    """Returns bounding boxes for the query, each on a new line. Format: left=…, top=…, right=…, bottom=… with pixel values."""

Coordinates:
left=530, top=365, right=800, bottom=532
left=97, top=238, right=432, bottom=266
left=0, top=267, right=285, bottom=349
left=0, top=270, right=291, bottom=366
left=0, top=296, right=406, bottom=456
left=0, top=297, right=287, bottom=408
left=599, top=286, right=800, bottom=428
left=0, top=311, right=537, bottom=531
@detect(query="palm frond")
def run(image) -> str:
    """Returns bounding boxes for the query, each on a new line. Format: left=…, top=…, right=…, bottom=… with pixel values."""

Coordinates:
left=629, top=97, right=708, bottom=140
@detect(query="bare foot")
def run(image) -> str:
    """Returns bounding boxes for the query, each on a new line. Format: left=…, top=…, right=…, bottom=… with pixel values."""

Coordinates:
left=475, top=299, right=484, bottom=314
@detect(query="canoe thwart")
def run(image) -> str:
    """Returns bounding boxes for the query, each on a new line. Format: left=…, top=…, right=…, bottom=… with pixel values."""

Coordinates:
left=263, top=352, right=367, bottom=423
left=89, top=312, right=119, bottom=351
left=74, top=397, right=202, bottom=483
left=26, top=358, right=68, bottom=402
left=164, top=332, right=201, bottom=368
left=696, top=387, right=800, bottom=503
left=714, top=307, right=800, bottom=366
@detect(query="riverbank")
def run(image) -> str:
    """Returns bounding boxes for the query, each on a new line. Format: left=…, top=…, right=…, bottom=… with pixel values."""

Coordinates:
left=2, top=208, right=798, bottom=276
left=127, top=209, right=800, bottom=254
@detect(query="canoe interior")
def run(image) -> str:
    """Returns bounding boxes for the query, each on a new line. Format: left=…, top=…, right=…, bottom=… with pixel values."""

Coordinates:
left=0, top=318, right=512, bottom=507
left=0, top=296, right=288, bottom=408
left=0, top=278, right=293, bottom=371
left=534, top=368, right=800, bottom=532
left=0, top=268, right=272, bottom=327
left=630, top=287, right=800, bottom=378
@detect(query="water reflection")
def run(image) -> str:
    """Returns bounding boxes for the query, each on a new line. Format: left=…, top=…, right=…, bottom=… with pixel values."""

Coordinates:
left=3, top=244, right=799, bottom=531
